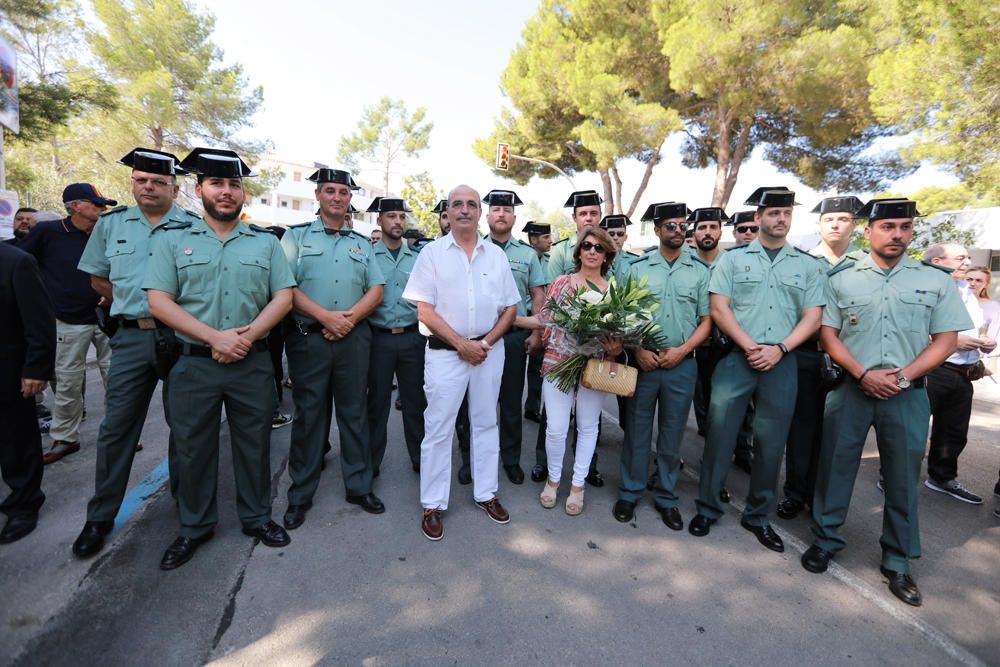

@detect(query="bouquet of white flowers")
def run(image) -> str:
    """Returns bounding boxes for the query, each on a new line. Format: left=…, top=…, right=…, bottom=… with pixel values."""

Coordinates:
left=544, top=275, right=667, bottom=393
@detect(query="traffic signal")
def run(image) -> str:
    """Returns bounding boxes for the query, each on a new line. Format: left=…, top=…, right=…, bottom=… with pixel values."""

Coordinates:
left=496, top=143, right=510, bottom=171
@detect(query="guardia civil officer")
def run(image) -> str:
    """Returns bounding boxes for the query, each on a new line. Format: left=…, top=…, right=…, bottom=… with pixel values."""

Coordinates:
left=433, top=199, right=450, bottom=237
left=689, top=188, right=824, bottom=551
left=523, top=221, right=552, bottom=425
left=776, top=196, right=864, bottom=521
left=366, top=197, right=425, bottom=475
left=600, top=214, right=637, bottom=282
left=615, top=205, right=711, bottom=529
left=72, top=149, right=201, bottom=558
left=802, top=198, right=972, bottom=607
left=145, top=148, right=296, bottom=569
left=729, top=210, right=759, bottom=245
left=280, top=168, right=386, bottom=530
left=478, top=190, right=545, bottom=485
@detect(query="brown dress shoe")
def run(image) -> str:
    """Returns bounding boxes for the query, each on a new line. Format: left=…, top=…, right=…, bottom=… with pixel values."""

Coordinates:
left=476, top=497, right=510, bottom=524
left=421, top=509, right=443, bottom=541
left=43, top=440, right=80, bottom=465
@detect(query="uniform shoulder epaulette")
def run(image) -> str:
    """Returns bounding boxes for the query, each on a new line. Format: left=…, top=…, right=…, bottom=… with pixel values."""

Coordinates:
left=727, top=243, right=749, bottom=252
left=643, top=245, right=657, bottom=254
left=795, top=247, right=822, bottom=259
left=162, top=219, right=193, bottom=231
left=181, top=208, right=201, bottom=218
left=629, top=253, right=651, bottom=266
left=287, top=221, right=312, bottom=229
left=921, top=259, right=953, bottom=274
left=553, top=237, right=570, bottom=246
left=826, top=259, right=855, bottom=277
left=99, top=205, right=128, bottom=217
left=626, top=250, right=640, bottom=257
left=689, top=254, right=710, bottom=268
left=248, top=223, right=275, bottom=234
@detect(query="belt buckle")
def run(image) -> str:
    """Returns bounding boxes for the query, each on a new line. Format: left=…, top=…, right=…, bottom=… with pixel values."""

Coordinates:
left=137, top=318, right=157, bottom=330
left=391, top=327, right=405, bottom=334
left=295, top=319, right=308, bottom=336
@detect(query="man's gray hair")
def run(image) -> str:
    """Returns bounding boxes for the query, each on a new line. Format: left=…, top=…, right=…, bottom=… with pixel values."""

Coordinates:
left=924, top=243, right=963, bottom=262
left=65, top=200, right=82, bottom=215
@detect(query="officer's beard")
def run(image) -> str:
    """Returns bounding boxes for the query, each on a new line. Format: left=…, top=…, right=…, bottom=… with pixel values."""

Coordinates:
left=203, top=199, right=243, bottom=223
left=697, top=236, right=718, bottom=250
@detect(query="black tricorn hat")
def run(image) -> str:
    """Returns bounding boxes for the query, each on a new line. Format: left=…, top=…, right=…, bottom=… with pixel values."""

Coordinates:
left=402, top=228, right=426, bottom=240
left=432, top=199, right=448, bottom=215
left=179, top=148, right=254, bottom=177
left=563, top=190, right=603, bottom=209
left=811, top=196, right=864, bottom=215
left=482, top=189, right=524, bottom=207
left=307, top=168, right=359, bottom=189
left=684, top=228, right=694, bottom=238
left=744, top=187, right=799, bottom=208
left=599, top=214, right=632, bottom=229
left=727, top=210, right=757, bottom=226
left=366, top=196, right=411, bottom=213
left=855, top=198, right=921, bottom=222
left=640, top=202, right=691, bottom=222
left=686, top=207, right=730, bottom=224
left=522, top=221, right=551, bottom=235
left=119, top=148, right=187, bottom=176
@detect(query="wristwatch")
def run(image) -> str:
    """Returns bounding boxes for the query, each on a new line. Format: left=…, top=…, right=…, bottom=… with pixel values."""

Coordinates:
left=896, top=374, right=911, bottom=390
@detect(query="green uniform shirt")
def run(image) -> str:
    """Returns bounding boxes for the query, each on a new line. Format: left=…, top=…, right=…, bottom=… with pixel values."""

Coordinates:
left=811, top=243, right=863, bottom=273
left=78, top=204, right=201, bottom=320
left=143, top=219, right=296, bottom=343
left=369, top=240, right=419, bottom=329
left=280, top=219, right=385, bottom=321
left=546, top=232, right=578, bottom=283
left=628, top=250, right=711, bottom=348
left=709, top=238, right=825, bottom=344
left=491, top=236, right=546, bottom=317
left=822, top=253, right=973, bottom=370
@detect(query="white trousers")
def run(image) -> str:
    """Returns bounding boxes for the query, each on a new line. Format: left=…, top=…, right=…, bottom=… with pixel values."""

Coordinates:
left=50, top=320, right=111, bottom=443
left=420, top=345, right=505, bottom=509
left=542, top=378, right=604, bottom=487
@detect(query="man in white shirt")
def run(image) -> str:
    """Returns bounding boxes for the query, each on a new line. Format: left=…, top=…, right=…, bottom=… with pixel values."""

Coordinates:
left=923, top=243, right=996, bottom=504
left=403, top=184, right=520, bottom=541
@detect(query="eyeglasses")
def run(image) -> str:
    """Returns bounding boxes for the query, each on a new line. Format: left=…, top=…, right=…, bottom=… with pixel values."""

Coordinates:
left=606, top=230, right=626, bottom=237
left=656, top=222, right=687, bottom=231
left=131, top=176, right=172, bottom=189
left=735, top=225, right=759, bottom=234
left=579, top=241, right=607, bottom=254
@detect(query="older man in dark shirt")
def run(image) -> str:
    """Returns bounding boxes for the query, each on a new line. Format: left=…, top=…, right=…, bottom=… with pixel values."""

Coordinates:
left=18, top=184, right=116, bottom=464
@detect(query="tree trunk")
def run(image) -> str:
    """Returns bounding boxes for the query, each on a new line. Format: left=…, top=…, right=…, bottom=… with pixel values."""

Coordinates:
left=718, top=120, right=753, bottom=210
left=610, top=165, right=623, bottom=214
left=599, top=169, right=613, bottom=214
left=383, top=163, right=390, bottom=197
left=711, top=102, right=735, bottom=207
left=151, top=125, right=164, bottom=151
left=625, top=140, right=664, bottom=218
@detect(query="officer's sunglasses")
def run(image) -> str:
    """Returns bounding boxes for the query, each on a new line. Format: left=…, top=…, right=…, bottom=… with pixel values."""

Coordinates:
left=656, top=222, right=687, bottom=231
left=735, top=225, right=759, bottom=234
left=579, top=241, right=607, bottom=254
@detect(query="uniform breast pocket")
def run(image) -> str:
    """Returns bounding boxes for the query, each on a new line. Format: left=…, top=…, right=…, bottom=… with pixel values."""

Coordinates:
left=836, top=294, right=874, bottom=333
left=296, top=246, right=324, bottom=281
left=780, top=273, right=806, bottom=308
left=509, top=262, right=528, bottom=292
left=347, top=251, right=368, bottom=286
left=898, top=291, right=934, bottom=333
left=107, top=244, right=136, bottom=281
left=732, top=271, right=763, bottom=304
left=176, top=255, right=212, bottom=294
left=238, top=255, right=271, bottom=298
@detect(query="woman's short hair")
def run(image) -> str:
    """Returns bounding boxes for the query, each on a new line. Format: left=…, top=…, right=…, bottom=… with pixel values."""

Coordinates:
left=966, top=266, right=993, bottom=299
left=572, top=227, right=617, bottom=276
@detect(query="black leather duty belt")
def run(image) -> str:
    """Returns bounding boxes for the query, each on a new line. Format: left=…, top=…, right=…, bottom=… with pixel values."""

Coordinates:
left=372, top=324, right=418, bottom=335
left=179, top=341, right=269, bottom=357
left=427, top=335, right=485, bottom=351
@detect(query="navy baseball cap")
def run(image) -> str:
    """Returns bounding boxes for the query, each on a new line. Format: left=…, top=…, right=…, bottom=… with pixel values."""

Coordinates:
left=62, top=183, right=117, bottom=207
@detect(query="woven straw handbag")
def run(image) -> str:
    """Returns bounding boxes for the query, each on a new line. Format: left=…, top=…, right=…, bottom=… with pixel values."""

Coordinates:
left=581, top=355, right=637, bottom=397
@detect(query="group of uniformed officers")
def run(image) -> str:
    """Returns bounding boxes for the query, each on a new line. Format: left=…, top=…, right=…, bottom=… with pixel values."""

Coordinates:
left=54, top=144, right=971, bottom=609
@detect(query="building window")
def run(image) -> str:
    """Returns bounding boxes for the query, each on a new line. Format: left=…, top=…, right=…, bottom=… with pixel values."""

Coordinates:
left=292, top=200, right=300, bottom=210
left=293, top=171, right=302, bottom=182
left=280, top=200, right=288, bottom=208
left=260, top=198, right=269, bottom=206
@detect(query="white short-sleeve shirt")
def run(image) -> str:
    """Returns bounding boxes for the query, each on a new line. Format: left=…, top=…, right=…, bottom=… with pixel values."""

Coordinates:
left=403, top=232, right=521, bottom=338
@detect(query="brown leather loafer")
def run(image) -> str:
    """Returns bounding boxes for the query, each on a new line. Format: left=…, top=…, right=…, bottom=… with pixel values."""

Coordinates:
left=421, top=509, right=443, bottom=541
left=43, top=440, right=80, bottom=465
left=476, top=497, right=510, bottom=524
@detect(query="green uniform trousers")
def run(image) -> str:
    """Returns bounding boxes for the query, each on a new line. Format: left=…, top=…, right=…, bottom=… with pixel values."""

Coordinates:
left=168, top=350, right=274, bottom=539
left=498, top=328, right=530, bottom=467
left=619, top=357, right=696, bottom=507
left=525, top=349, right=543, bottom=414
left=811, top=380, right=928, bottom=574
left=286, top=323, right=374, bottom=504
left=696, top=351, right=797, bottom=524
left=783, top=347, right=825, bottom=504
left=86, top=327, right=177, bottom=522
left=367, top=328, right=425, bottom=471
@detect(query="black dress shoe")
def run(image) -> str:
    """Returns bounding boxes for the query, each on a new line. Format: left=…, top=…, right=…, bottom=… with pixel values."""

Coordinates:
left=457, top=464, right=472, bottom=485
left=346, top=492, right=386, bottom=514
left=801, top=545, right=834, bottom=573
left=530, top=464, right=546, bottom=482
left=242, top=520, right=291, bottom=547
left=612, top=499, right=636, bottom=523
left=880, top=566, right=922, bottom=607
left=524, top=409, right=540, bottom=423
left=776, top=497, right=805, bottom=520
left=733, top=456, right=753, bottom=474
left=656, top=506, right=684, bottom=531
left=688, top=514, right=715, bottom=537
left=740, top=520, right=784, bottom=552
left=283, top=504, right=311, bottom=530
left=719, top=487, right=731, bottom=504
left=585, top=470, right=604, bottom=487
left=1, top=514, right=39, bottom=545
left=160, top=533, right=213, bottom=570
left=71, top=520, right=114, bottom=557
left=504, top=464, right=525, bottom=485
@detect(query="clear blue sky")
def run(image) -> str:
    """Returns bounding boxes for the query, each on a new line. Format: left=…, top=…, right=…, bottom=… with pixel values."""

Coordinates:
left=200, top=0, right=952, bottom=222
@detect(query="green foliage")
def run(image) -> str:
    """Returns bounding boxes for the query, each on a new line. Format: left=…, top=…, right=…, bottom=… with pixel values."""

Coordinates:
left=399, top=171, right=440, bottom=237
left=338, top=97, right=433, bottom=196
left=866, top=1, right=1000, bottom=202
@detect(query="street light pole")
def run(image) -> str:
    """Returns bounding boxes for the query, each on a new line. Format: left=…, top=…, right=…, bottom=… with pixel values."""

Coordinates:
left=509, top=153, right=576, bottom=191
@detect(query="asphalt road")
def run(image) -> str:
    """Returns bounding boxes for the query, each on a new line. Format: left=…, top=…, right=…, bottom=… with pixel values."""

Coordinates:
left=2, top=359, right=998, bottom=666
